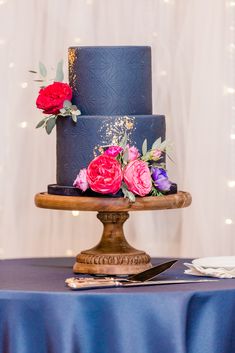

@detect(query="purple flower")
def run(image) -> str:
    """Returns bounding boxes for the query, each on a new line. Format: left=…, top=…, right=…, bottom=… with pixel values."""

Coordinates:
left=151, top=167, right=171, bottom=191
left=104, top=146, right=123, bottom=157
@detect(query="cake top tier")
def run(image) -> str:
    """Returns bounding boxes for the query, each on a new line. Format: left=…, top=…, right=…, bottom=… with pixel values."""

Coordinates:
left=68, top=46, right=152, bottom=116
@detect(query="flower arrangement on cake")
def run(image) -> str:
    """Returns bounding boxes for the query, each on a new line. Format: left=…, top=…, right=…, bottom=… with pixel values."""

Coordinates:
left=30, top=61, right=81, bottom=134
left=73, top=134, right=172, bottom=202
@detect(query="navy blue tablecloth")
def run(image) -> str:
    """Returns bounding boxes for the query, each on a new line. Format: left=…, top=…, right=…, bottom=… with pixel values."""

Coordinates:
left=0, top=257, right=235, bottom=353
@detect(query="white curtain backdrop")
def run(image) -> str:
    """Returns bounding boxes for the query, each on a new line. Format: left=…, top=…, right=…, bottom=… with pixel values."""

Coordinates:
left=0, top=0, right=234, bottom=259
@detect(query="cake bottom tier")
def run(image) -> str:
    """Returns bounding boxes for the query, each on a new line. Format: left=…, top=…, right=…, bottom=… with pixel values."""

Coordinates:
left=55, top=114, right=166, bottom=188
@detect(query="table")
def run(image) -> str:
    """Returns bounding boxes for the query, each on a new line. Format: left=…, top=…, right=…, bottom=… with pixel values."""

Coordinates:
left=0, top=257, right=235, bottom=353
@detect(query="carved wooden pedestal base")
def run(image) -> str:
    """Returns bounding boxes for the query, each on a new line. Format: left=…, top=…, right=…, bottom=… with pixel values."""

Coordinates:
left=35, top=191, right=192, bottom=275
left=73, top=212, right=151, bottom=275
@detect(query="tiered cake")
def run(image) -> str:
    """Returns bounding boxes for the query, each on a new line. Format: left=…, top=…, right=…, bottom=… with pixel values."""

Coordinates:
left=49, top=46, right=172, bottom=196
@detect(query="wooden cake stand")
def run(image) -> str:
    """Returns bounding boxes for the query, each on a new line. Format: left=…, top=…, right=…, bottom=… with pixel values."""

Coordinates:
left=35, top=191, right=191, bottom=275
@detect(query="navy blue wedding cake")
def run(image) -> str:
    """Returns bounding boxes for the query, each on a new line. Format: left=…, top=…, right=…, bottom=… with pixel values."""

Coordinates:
left=48, top=46, right=176, bottom=197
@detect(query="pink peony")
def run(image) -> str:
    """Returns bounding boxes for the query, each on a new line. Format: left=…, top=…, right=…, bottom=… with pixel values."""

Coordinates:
left=87, top=155, right=122, bottom=194
left=73, top=168, right=89, bottom=192
left=123, top=160, right=152, bottom=196
left=126, top=145, right=140, bottom=161
left=104, top=146, right=123, bottom=157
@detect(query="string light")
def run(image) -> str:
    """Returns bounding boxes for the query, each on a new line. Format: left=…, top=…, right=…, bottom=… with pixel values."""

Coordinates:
left=230, top=133, right=235, bottom=139
left=8, top=62, right=15, bottom=68
left=0, top=39, right=6, bottom=46
left=224, top=86, right=235, bottom=94
left=225, top=218, right=233, bottom=224
left=227, top=1, right=235, bottom=7
left=0, top=0, right=6, bottom=5
left=0, top=248, right=4, bottom=259
left=159, top=70, right=167, bottom=76
left=20, top=82, right=28, bottom=88
left=228, top=43, right=235, bottom=51
left=18, top=121, right=28, bottom=128
left=74, top=37, right=82, bottom=44
left=228, top=180, right=235, bottom=187
left=65, top=249, right=73, bottom=256
left=152, top=32, right=158, bottom=37
left=86, top=0, right=93, bottom=4
left=230, top=25, right=235, bottom=31
left=71, top=210, right=80, bottom=216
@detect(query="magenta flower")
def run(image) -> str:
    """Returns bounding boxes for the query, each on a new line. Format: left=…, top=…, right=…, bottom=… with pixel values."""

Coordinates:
left=73, top=168, right=89, bottom=192
left=104, top=146, right=123, bottom=157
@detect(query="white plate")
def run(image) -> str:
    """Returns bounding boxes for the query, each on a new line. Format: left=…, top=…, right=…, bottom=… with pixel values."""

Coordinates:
left=192, top=256, right=235, bottom=270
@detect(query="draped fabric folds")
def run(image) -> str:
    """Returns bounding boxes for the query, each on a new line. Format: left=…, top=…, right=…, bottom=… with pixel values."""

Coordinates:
left=0, top=0, right=234, bottom=258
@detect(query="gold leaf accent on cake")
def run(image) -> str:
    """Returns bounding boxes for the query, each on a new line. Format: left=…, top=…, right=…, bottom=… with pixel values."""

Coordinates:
left=68, top=48, right=78, bottom=92
left=124, top=116, right=134, bottom=130
left=98, top=116, right=136, bottom=148
left=68, top=48, right=76, bottom=68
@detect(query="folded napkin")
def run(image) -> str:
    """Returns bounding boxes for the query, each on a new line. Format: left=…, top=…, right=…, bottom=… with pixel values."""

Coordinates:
left=184, top=262, right=235, bottom=279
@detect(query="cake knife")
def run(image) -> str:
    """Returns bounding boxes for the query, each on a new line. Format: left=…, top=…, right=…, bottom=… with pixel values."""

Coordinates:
left=126, top=259, right=178, bottom=282
left=65, top=277, right=218, bottom=290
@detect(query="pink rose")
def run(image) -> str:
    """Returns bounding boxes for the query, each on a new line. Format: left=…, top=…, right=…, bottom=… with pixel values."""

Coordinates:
left=104, top=146, right=123, bottom=157
left=87, top=155, right=122, bottom=194
left=123, top=160, right=152, bottom=196
left=73, top=169, right=89, bottom=192
left=150, top=149, right=162, bottom=161
left=126, top=145, right=140, bottom=161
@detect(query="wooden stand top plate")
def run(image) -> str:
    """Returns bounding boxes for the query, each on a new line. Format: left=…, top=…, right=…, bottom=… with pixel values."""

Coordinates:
left=35, top=191, right=192, bottom=212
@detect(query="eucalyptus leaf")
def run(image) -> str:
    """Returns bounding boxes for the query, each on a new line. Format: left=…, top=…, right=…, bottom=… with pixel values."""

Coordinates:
left=151, top=137, right=161, bottom=150
left=127, top=190, right=135, bottom=202
left=151, top=186, right=163, bottom=197
left=119, top=132, right=128, bottom=148
left=122, top=148, right=129, bottom=163
left=39, top=62, right=47, bottom=78
left=55, top=60, right=64, bottom=82
left=142, top=139, right=147, bottom=155
left=36, top=117, right=48, bottom=129
left=63, top=100, right=72, bottom=109
left=141, top=151, right=151, bottom=161
left=121, top=184, right=136, bottom=203
left=166, top=152, right=174, bottom=163
left=74, top=109, right=81, bottom=116
left=160, top=140, right=167, bottom=150
left=72, top=114, right=77, bottom=123
left=60, top=108, right=66, bottom=114
left=45, top=117, right=56, bottom=135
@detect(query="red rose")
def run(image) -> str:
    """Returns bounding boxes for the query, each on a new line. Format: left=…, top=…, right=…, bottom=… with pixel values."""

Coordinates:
left=36, top=82, right=72, bottom=115
left=87, top=155, right=122, bottom=194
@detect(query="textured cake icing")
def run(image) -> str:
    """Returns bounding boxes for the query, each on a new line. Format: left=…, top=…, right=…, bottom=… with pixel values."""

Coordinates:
left=52, top=46, right=168, bottom=194
left=68, top=46, right=152, bottom=115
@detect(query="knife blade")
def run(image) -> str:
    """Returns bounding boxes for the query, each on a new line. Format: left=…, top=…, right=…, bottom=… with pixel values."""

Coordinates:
left=65, top=277, right=218, bottom=290
left=126, top=259, right=178, bottom=282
